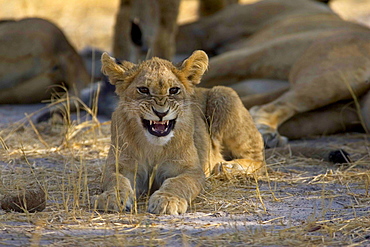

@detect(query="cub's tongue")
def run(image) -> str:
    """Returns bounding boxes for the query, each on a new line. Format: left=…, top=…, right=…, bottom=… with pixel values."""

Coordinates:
left=142, top=119, right=176, bottom=137
left=152, top=122, right=167, bottom=132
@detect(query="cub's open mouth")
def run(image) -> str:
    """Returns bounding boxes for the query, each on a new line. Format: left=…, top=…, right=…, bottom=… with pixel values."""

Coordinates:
left=142, top=119, right=176, bottom=137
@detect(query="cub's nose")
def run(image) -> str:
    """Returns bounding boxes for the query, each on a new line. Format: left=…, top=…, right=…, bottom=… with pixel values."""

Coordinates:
left=152, top=108, right=169, bottom=119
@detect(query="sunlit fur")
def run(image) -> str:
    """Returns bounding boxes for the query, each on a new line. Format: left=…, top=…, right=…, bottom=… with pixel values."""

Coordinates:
left=92, top=50, right=264, bottom=215
left=179, top=0, right=370, bottom=146
left=0, top=18, right=90, bottom=104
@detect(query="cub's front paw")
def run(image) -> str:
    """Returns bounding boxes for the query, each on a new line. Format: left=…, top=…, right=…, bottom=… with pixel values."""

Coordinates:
left=91, top=190, right=133, bottom=213
left=148, top=191, right=188, bottom=215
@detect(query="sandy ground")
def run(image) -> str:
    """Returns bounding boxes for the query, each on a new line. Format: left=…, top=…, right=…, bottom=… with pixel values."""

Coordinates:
left=0, top=104, right=369, bottom=246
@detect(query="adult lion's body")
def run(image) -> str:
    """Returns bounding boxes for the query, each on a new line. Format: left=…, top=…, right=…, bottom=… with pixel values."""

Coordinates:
left=112, top=0, right=239, bottom=62
left=177, top=0, right=370, bottom=147
left=92, top=51, right=264, bottom=215
left=0, top=18, right=90, bottom=104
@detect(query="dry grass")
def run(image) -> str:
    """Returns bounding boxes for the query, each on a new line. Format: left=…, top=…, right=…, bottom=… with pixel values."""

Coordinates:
left=0, top=101, right=369, bottom=245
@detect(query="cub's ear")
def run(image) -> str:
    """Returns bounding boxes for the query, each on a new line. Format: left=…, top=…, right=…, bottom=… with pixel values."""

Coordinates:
left=101, top=52, right=135, bottom=85
left=180, top=50, right=208, bottom=85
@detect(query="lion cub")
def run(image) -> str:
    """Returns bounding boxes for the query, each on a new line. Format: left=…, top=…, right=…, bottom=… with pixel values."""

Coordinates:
left=92, top=50, right=264, bottom=215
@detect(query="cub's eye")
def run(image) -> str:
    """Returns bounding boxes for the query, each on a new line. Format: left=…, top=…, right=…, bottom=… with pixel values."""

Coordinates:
left=137, top=87, right=150, bottom=95
left=169, top=87, right=181, bottom=95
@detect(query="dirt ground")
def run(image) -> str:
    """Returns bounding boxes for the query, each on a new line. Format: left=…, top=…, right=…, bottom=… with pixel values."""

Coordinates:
left=1, top=0, right=370, bottom=246
left=0, top=104, right=369, bottom=246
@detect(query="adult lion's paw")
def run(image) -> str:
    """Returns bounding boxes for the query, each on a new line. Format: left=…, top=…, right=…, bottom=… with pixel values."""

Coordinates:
left=148, top=191, right=188, bottom=215
left=91, top=190, right=133, bottom=213
left=257, top=124, right=288, bottom=148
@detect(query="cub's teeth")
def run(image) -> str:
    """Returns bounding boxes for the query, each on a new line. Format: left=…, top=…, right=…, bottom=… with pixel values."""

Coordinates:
left=148, top=120, right=171, bottom=125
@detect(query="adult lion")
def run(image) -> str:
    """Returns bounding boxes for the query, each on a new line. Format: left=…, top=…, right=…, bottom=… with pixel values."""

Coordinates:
left=92, top=51, right=264, bottom=215
left=112, top=0, right=239, bottom=62
left=0, top=18, right=90, bottom=104
left=176, top=0, right=370, bottom=147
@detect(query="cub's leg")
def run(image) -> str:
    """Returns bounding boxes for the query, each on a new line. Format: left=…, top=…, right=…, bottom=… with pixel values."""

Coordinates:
left=206, top=86, right=265, bottom=176
left=91, top=118, right=135, bottom=213
left=92, top=173, right=134, bottom=212
left=91, top=141, right=204, bottom=215
left=91, top=147, right=135, bottom=212
left=148, top=168, right=205, bottom=215
left=91, top=114, right=204, bottom=215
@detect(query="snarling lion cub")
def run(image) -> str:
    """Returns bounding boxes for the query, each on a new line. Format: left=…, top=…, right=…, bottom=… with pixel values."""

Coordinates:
left=92, top=51, right=264, bottom=215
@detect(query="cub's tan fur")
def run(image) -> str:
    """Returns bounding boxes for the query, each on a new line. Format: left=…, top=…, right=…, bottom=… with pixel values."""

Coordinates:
left=177, top=0, right=370, bottom=147
left=0, top=18, right=90, bottom=104
left=92, top=51, right=264, bottom=215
